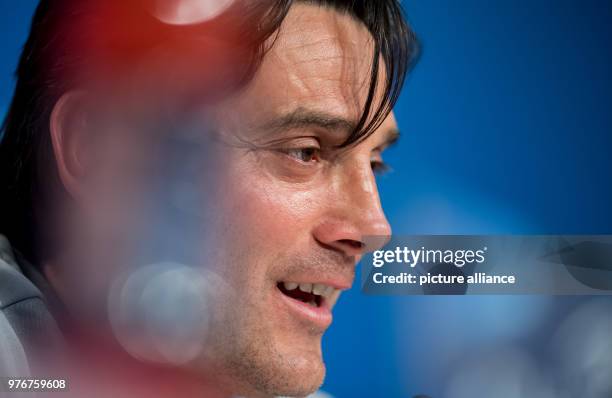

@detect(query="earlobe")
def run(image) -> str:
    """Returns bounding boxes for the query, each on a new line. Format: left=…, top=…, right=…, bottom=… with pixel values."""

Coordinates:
left=49, top=91, right=90, bottom=199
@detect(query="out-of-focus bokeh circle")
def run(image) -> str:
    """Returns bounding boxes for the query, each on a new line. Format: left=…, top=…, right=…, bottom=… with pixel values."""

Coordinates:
left=445, top=347, right=555, bottom=398
left=108, top=262, right=225, bottom=365
left=551, top=299, right=612, bottom=398
left=150, top=0, right=236, bottom=25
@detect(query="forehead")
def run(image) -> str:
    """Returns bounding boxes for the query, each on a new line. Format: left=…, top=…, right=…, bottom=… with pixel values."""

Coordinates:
left=216, top=3, right=376, bottom=128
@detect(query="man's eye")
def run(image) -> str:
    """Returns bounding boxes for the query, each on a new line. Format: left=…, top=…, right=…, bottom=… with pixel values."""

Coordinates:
left=371, top=160, right=390, bottom=175
left=283, top=147, right=321, bottom=163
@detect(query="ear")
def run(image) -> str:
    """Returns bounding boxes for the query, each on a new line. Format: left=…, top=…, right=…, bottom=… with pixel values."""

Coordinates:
left=49, top=91, right=92, bottom=200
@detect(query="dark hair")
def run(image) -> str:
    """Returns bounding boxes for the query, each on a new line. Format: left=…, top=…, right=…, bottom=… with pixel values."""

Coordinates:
left=0, top=0, right=418, bottom=265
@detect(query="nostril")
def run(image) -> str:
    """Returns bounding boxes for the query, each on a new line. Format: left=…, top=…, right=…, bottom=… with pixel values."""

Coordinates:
left=338, top=239, right=364, bottom=250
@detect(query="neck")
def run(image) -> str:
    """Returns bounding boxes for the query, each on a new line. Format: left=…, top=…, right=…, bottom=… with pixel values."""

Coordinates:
left=42, top=259, right=234, bottom=398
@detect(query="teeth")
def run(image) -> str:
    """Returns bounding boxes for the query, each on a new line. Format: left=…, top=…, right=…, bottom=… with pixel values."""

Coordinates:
left=327, top=289, right=341, bottom=307
left=312, top=283, right=327, bottom=295
left=298, top=283, right=312, bottom=293
left=323, top=285, right=335, bottom=298
left=284, top=282, right=338, bottom=298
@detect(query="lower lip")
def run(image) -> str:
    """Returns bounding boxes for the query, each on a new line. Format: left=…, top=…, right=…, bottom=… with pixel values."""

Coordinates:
left=275, top=288, right=333, bottom=329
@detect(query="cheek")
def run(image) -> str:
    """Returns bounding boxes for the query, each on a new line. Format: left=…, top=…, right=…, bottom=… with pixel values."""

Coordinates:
left=236, top=186, right=315, bottom=250
left=220, top=164, right=326, bottom=246
left=204, top=151, right=334, bottom=292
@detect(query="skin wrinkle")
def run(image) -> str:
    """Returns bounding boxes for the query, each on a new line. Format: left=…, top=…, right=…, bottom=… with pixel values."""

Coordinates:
left=269, top=7, right=373, bottom=122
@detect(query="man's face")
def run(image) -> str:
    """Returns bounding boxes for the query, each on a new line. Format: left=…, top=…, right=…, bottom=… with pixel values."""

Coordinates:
left=55, top=3, right=397, bottom=397
left=198, top=4, right=396, bottom=397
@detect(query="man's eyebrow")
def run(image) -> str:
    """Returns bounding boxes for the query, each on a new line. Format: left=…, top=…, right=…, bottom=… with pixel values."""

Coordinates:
left=258, top=108, right=357, bottom=135
left=256, top=107, right=401, bottom=149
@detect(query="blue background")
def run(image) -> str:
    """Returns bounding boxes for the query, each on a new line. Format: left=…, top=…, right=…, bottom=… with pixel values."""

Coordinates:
left=2, top=1, right=612, bottom=397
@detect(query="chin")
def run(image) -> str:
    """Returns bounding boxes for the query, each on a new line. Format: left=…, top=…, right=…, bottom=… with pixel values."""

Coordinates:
left=280, top=353, right=326, bottom=397
left=226, top=342, right=327, bottom=398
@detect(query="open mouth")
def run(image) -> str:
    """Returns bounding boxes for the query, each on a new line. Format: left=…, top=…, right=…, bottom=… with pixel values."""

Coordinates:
left=277, top=282, right=338, bottom=308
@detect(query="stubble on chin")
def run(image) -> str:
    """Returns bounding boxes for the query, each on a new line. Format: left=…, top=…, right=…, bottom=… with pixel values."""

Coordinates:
left=199, top=274, right=326, bottom=398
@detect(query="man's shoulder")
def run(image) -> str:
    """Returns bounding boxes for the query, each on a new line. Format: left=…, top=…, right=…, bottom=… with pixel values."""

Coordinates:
left=0, top=236, right=45, bottom=310
left=0, top=235, right=64, bottom=376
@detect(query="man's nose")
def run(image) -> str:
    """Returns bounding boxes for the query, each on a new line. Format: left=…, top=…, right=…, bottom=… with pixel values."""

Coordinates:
left=312, top=160, right=392, bottom=258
